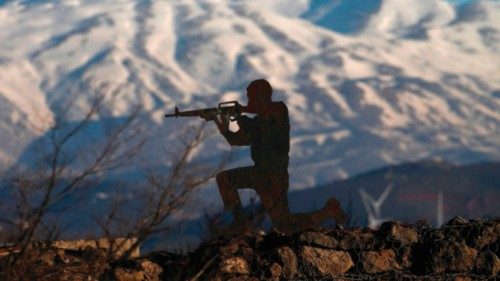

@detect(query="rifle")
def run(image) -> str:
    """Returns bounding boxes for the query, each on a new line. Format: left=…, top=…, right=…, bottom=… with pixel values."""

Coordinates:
left=164, top=101, right=248, bottom=121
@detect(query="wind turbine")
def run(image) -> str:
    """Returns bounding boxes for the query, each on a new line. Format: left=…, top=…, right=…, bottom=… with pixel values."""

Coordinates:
left=359, top=184, right=394, bottom=229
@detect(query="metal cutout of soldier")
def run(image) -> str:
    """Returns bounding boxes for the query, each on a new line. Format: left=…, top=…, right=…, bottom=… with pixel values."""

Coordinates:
left=165, top=79, right=346, bottom=236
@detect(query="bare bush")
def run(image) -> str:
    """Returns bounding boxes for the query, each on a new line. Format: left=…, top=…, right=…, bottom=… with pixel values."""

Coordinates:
left=97, top=123, right=230, bottom=261
left=0, top=87, right=146, bottom=278
left=0, top=81, right=236, bottom=279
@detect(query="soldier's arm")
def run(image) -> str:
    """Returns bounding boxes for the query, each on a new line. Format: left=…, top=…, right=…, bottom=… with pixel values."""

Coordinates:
left=220, top=115, right=252, bottom=146
left=200, top=111, right=252, bottom=146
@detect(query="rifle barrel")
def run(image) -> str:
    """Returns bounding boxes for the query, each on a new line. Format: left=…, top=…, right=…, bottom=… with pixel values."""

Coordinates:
left=164, top=106, right=180, bottom=118
left=165, top=102, right=249, bottom=118
left=179, top=108, right=216, bottom=117
left=164, top=107, right=218, bottom=118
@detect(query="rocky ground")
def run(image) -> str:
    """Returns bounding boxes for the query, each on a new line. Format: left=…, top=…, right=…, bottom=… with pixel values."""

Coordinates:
left=1, top=217, right=498, bottom=280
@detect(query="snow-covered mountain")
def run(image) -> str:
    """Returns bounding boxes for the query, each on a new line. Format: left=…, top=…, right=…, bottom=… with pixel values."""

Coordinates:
left=0, top=0, right=499, bottom=194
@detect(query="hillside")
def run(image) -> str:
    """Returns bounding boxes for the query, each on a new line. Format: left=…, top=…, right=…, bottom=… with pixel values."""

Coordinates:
left=0, top=0, right=499, bottom=190
left=288, top=160, right=500, bottom=227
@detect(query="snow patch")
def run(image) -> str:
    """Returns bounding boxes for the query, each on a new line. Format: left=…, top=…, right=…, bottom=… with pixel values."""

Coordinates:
left=247, top=0, right=310, bottom=17
left=366, top=0, right=456, bottom=38
left=0, top=59, right=53, bottom=132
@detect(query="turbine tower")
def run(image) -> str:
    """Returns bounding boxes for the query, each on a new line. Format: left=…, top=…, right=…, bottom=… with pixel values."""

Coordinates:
left=436, top=190, right=444, bottom=226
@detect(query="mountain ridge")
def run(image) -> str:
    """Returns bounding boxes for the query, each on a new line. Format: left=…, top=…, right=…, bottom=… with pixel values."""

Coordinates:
left=0, top=0, right=499, bottom=189
left=288, top=160, right=500, bottom=227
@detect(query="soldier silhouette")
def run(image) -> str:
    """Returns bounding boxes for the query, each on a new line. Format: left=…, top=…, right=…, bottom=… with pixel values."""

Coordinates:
left=201, top=79, right=346, bottom=235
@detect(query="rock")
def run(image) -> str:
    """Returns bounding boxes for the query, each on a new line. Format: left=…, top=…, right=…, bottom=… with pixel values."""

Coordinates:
left=447, top=243, right=478, bottom=273
left=301, top=246, right=353, bottom=277
left=442, top=225, right=467, bottom=244
left=55, top=249, right=83, bottom=264
left=475, top=250, right=500, bottom=276
left=139, top=260, right=163, bottom=280
left=378, top=221, right=418, bottom=245
left=207, top=274, right=223, bottom=281
left=268, top=263, right=282, bottom=280
left=432, top=242, right=478, bottom=273
left=114, top=268, right=145, bottom=281
left=51, top=237, right=140, bottom=258
left=220, top=257, right=249, bottom=275
left=451, top=276, right=473, bottom=281
left=298, top=231, right=338, bottom=249
left=338, top=229, right=376, bottom=251
left=396, top=245, right=412, bottom=269
left=413, top=220, right=432, bottom=241
left=38, top=250, right=57, bottom=266
left=226, top=277, right=259, bottom=281
left=414, top=220, right=431, bottom=228
left=221, top=238, right=253, bottom=263
left=241, top=246, right=254, bottom=262
left=147, top=251, right=186, bottom=279
left=361, top=249, right=401, bottom=273
left=470, top=221, right=500, bottom=249
left=276, top=246, right=298, bottom=279
left=486, top=237, right=500, bottom=257
left=375, top=223, right=415, bottom=270
left=221, top=241, right=240, bottom=256
left=112, top=260, right=162, bottom=281
left=81, top=246, right=106, bottom=262
left=256, top=230, right=289, bottom=253
left=445, top=217, right=469, bottom=226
